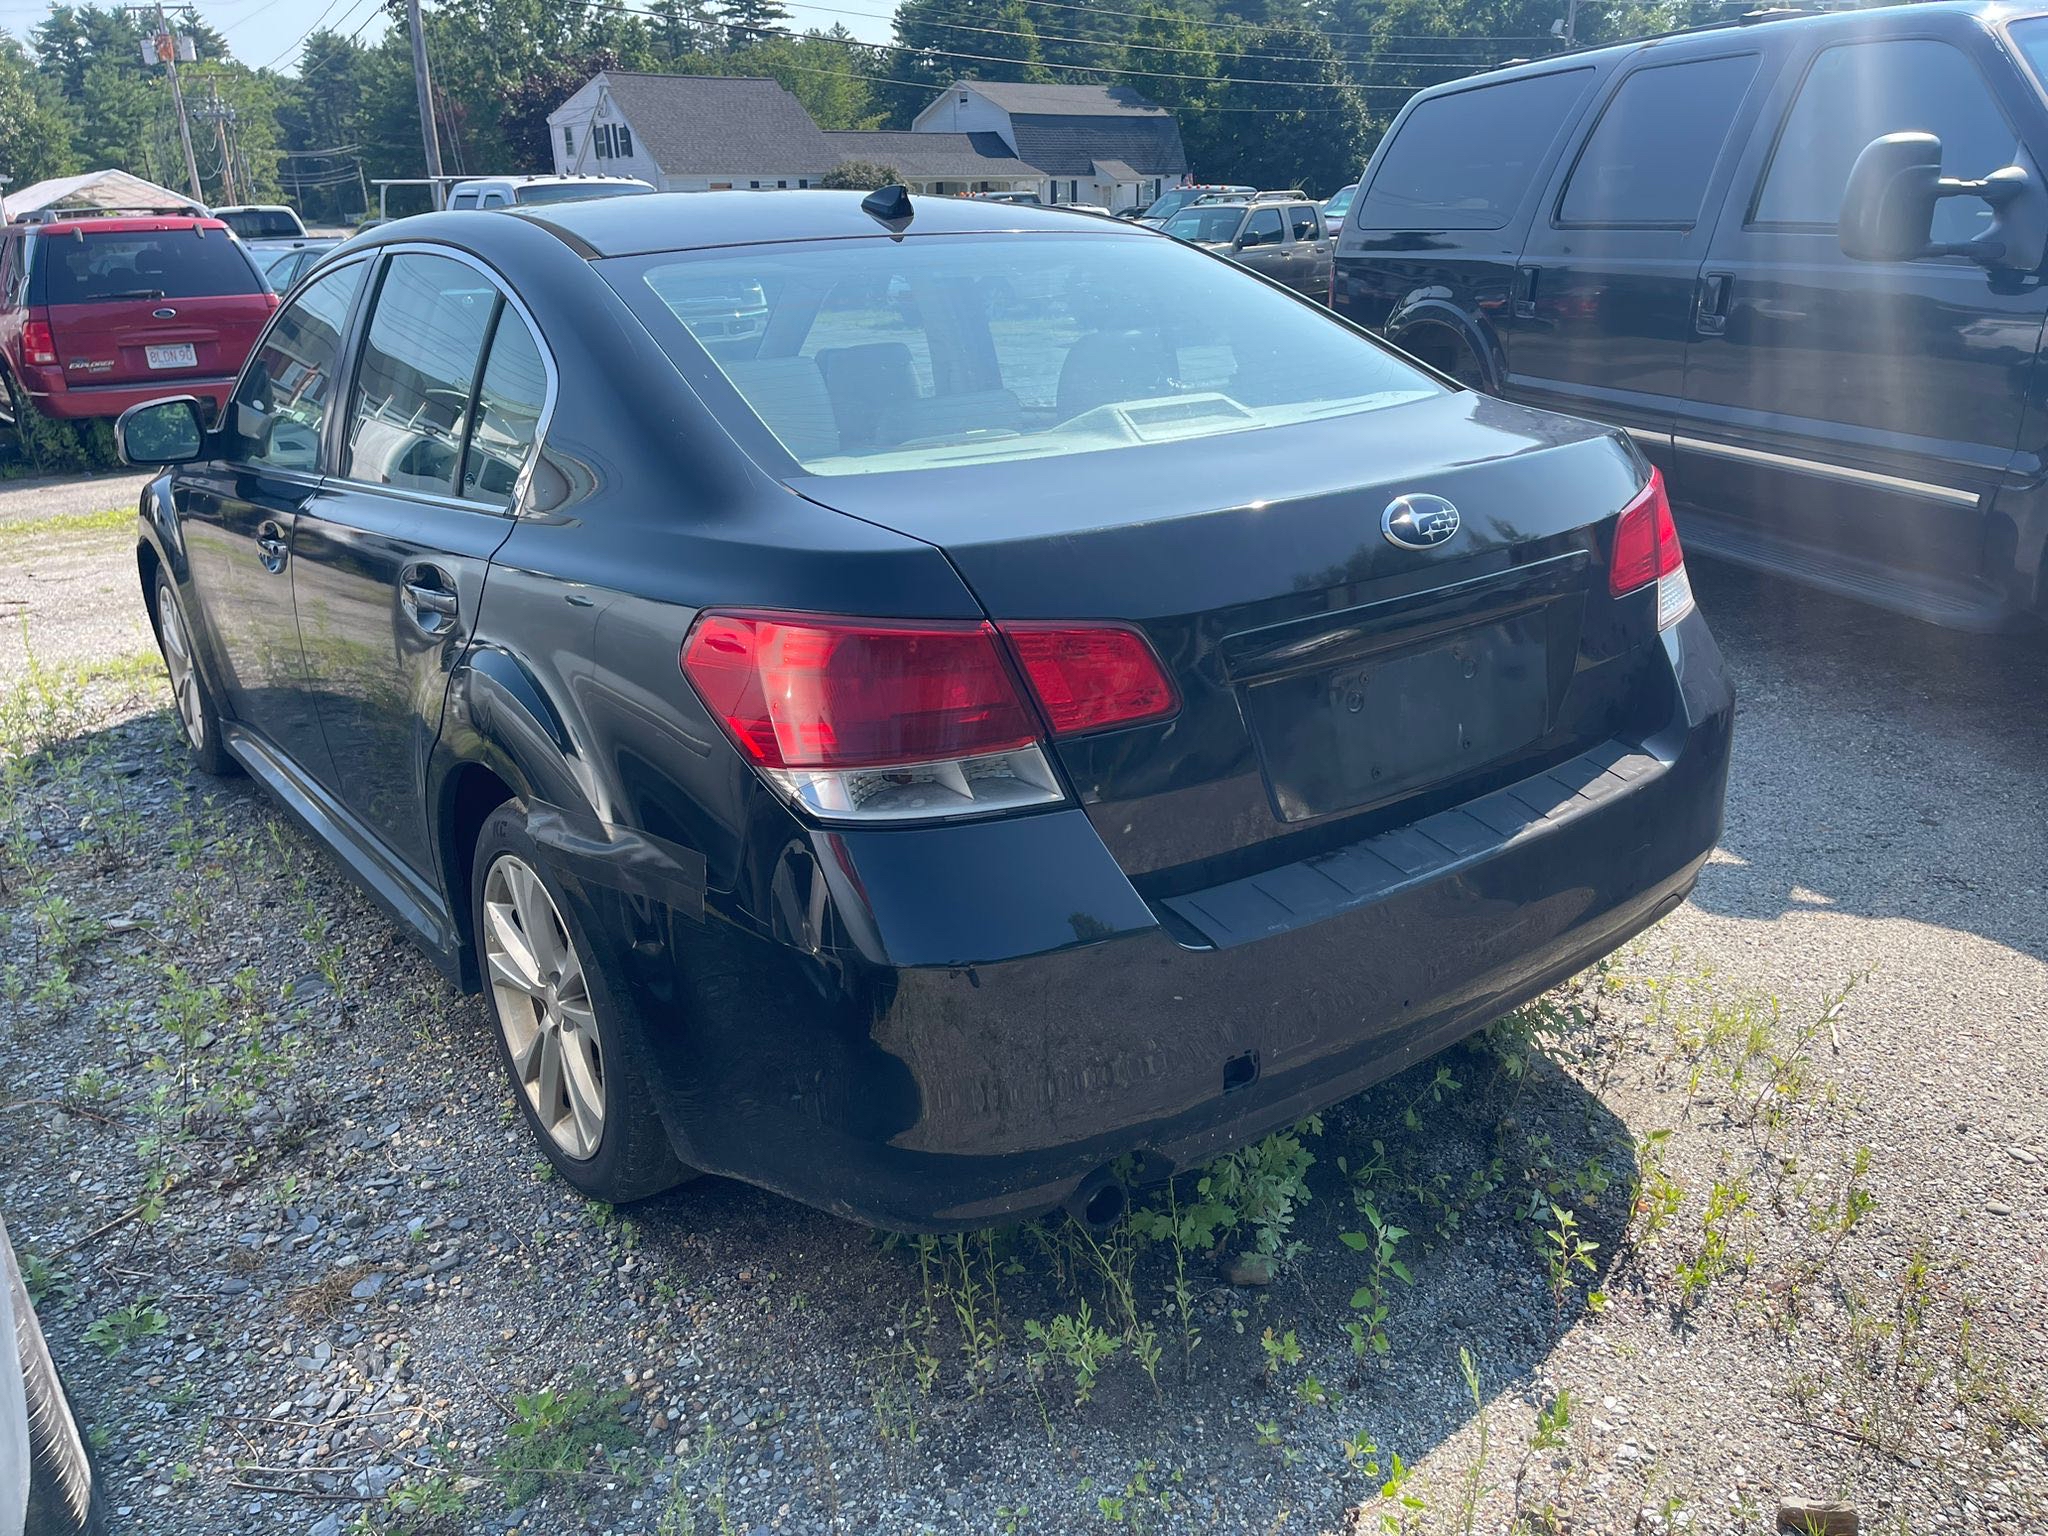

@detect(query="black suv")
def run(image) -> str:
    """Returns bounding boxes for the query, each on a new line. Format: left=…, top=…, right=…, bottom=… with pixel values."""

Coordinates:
left=1332, top=1, right=2048, bottom=631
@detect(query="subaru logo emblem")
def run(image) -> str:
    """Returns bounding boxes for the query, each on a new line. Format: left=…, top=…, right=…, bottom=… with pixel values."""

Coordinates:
left=1381, top=493, right=1461, bottom=551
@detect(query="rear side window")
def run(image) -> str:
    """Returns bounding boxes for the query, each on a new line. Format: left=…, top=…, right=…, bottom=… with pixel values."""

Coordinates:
left=1361, top=69, right=1592, bottom=230
left=461, top=312, right=548, bottom=506
left=219, top=210, right=302, bottom=240
left=1754, top=39, right=2015, bottom=242
left=1559, top=54, right=1759, bottom=226
left=32, top=230, right=262, bottom=304
left=343, top=252, right=496, bottom=495
left=1287, top=205, right=1321, bottom=241
left=227, top=261, right=366, bottom=473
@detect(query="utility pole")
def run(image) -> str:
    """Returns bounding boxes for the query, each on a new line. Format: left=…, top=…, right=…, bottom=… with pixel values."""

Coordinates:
left=1563, top=0, right=1579, bottom=47
left=406, top=0, right=446, bottom=206
left=207, top=85, right=238, bottom=205
left=152, top=3, right=204, bottom=203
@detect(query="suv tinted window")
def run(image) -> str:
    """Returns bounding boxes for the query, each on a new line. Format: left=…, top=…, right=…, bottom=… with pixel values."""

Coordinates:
left=1242, top=208, right=1285, bottom=247
left=1755, top=40, right=2015, bottom=242
left=343, top=253, right=496, bottom=494
left=1560, top=54, right=1759, bottom=226
left=218, top=210, right=303, bottom=240
left=226, top=261, right=366, bottom=473
left=461, top=311, right=547, bottom=506
left=32, top=230, right=262, bottom=304
left=1287, top=205, right=1321, bottom=241
left=1361, top=69, right=1591, bottom=230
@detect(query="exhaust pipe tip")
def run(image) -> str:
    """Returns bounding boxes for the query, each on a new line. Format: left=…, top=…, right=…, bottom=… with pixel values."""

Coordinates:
left=1065, top=1171, right=1128, bottom=1231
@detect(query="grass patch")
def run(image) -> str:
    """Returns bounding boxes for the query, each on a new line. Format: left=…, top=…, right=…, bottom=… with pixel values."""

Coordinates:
left=0, top=506, right=131, bottom=541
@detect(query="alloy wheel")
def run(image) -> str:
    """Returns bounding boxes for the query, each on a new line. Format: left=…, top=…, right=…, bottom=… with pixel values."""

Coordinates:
left=482, top=854, right=606, bottom=1159
left=157, top=581, right=206, bottom=750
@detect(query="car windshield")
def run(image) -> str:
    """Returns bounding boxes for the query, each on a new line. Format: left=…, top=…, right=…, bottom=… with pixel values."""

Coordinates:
left=610, top=232, right=1439, bottom=478
left=1139, top=188, right=1205, bottom=220
left=218, top=209, right=302, bottom=239
left=33, top=229, right=261, bottom=303
left=2010, top=17, right=2048, bottom=87
left=1324, top=186, right=1357, bottom=219
left=513, top=182, right=648, bottom=205
left=1164, top=206, right=1245, bottom=243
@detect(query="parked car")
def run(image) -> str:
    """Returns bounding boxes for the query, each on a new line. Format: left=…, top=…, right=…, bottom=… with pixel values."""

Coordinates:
left=1333, top=0, right=2048, bottom=630
left=445, top=175, right=654, bottom=210
left=0, top=213, right=276, bottom=431
left=2, top=1214, right=104, bottom=1535
left=1322, top=183, right=1358, bottom=226
left=1164, top=199, right=1334, bottom=299
left=1136, top=184, right=1256, bottom=226
left=211, top=203, right=307, bottom=241
left=1190, top=189, right=1311, bottom=207
left=117, top=190, right=1732, bottom=1230
left=251, top=237, right=344, bottom=293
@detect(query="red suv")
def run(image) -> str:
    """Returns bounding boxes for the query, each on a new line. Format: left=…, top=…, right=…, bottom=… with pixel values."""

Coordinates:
left=0, top=214, right=276, bottom=430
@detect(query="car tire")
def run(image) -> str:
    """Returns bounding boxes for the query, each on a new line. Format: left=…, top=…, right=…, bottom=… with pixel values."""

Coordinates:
left=0, top=368, right=41, bottom=470
left=8, top=1234, right=107, bottom=1535
left=471, top=801, right=692, bottom=1204
left=152, top=574, right=236, bottom=778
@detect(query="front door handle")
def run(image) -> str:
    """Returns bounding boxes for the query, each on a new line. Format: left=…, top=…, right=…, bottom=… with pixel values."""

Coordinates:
left=256, top=519, right=288, bottom=574
left=399, top=566, right=460, bottom=635
left=1696, top=271, right=1733, bottom=336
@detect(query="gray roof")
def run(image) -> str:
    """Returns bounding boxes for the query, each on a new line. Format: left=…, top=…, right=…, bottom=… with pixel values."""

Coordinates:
left=1005, top=113, right=1188, bottom=179
left=958, top=82, right=1173, bottom=119
left=593, top=73, right=838, bottom=176
left=825, top=131, right=1040, bottom=181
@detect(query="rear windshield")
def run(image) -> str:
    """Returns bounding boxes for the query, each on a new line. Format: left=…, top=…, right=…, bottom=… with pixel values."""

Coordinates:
left=32, top=230, right=262, bottom=304
left=607, top=232, right=1439, bottom=478
left=1164, top=206, right=1245, bottom=243
left=513, top=182, right=648, bottom=205
left=218, top=209, right=302, bottom=239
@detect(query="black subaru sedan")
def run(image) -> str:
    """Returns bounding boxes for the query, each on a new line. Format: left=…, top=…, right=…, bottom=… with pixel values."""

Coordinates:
left=117, top=191, right=1732, bottom=1230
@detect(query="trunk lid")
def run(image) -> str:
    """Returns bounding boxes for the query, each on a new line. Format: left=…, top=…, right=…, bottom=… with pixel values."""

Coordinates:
left=791, top=391, right=1667, bottom=883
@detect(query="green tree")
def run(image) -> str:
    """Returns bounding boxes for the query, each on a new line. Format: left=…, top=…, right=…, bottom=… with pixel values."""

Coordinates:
left=1205, top=21, right=1369, bottom=195
left=720, top=0, right=792, bottom=46
left=885, top=0, right=1050, bottom=125
left=820, top=159, right=904, bottom=189
left=732, top=28, right=882, bottom=130
left=0, top=37, right=75, bottom=189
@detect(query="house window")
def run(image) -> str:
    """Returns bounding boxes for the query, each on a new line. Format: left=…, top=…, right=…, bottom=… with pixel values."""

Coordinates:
left=618, top=125, right=631, bottom=157
left=750, top=180, right=762, bottom=189
left=799, top=179, right=809, bottom=189
left=777, top=180, right=788, bottom=189
left=562, top=125, right=574, bottom=158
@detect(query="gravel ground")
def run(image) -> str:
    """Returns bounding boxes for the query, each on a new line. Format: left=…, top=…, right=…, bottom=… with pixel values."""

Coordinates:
left=0, top=475, right=2042, bottom=1536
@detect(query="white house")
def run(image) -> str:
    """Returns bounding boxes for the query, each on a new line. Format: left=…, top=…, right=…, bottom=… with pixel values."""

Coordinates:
left=911, top=82, right=1189, bottom=209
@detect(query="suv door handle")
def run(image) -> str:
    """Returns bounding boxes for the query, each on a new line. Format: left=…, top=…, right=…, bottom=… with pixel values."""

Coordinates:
left=1696, top=271, right=1733, bottom=336
left=256, top=520, right=288, bottom=574
left=1513, top=266, right=1539, bottom=319
left=399, top=566, right=460, bottom=635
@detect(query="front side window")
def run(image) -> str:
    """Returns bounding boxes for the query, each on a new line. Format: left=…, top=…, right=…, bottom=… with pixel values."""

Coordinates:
left=1242, top=208, right=1285, bottom=247
left=227, top=261, right=366, bottom=472
left=1754, top=39, right=2015, bottom=243
left=343, top=252, right=496, bottom=494
left=462, top=311, right=548, bottom=506
left=610, top=232, right=1441, bottom=478
left=33, top=229, right=263, bottom=304
left=1559, top=53, right=1760, bottom=226
left=1360, top=69, right=1592, bottom=230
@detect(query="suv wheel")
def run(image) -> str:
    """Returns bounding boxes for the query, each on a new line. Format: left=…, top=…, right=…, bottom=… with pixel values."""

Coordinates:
left=153, top=574, right=234, bottom=776
left=472, top=802, right=691, bottom=1203
left=0, top=369, right=40, bottom=468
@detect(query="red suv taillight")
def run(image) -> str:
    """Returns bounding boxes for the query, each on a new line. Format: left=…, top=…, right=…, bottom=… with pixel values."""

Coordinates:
left=1608, top=466, right=1692, bottom=629
left=680, top=611, right=1176, bottom=821
left=22, top=320, right=57, bottom=367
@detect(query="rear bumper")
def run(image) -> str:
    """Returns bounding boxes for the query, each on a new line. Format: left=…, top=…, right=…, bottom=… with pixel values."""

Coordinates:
left=20, top=372, right=235, bottom=421
left=565, top=609, right=1733, bottom=1231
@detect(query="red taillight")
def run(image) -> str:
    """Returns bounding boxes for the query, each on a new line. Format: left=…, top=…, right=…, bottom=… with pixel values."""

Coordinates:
left=680, top=613, right=1035, bottom=771
left=1608, top=466, right=1683, bottom=597
left=1003, top=623, right=1178, bottom=737
left=22, top=320, right=56, bottom=366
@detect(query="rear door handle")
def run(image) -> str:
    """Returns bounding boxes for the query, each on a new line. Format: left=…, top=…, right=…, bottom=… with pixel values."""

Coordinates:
left=1696, top=271, right=1733, bottom=336
left=399, top=566, right=460, bottom=635
left=1513, top=266, right=1539, bottom=319
left=256, top=519, right=288, bottom=574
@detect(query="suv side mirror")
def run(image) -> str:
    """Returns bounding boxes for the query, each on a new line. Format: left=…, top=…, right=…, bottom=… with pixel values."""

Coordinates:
left=115, top=396, right=206, bottom=466
left=1840, top=131, right=2048, bottom=271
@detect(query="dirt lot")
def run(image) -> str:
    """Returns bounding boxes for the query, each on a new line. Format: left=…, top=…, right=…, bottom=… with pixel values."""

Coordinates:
left=0, top=472, right=2042, bottom=1536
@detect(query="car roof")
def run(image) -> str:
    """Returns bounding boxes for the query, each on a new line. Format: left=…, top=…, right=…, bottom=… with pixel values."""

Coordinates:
left=400, top=189, right=1162, bottom=259
left=1437, top=0, right=2046, bottom=90
left=17, top=215, right=228, bottom=236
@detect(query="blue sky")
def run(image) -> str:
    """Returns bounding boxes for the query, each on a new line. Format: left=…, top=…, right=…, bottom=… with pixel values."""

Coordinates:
left=0, top=1, right=901, bottom=74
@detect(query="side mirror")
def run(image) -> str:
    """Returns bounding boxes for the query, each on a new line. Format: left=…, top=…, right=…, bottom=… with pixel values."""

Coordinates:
left=114, top=396, right=206, bottom=466
left=1840, top=131, right=2048, bottom=271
